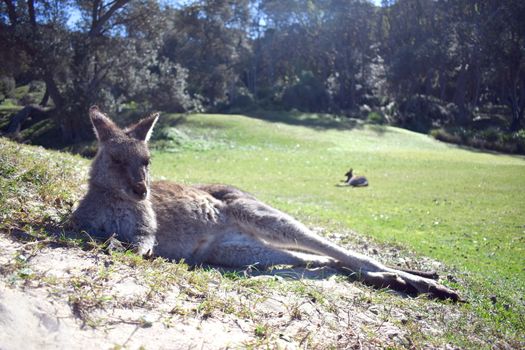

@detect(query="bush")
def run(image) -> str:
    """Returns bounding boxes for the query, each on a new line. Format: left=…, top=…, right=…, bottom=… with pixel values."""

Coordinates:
left=430, top=128, right=466, bottom=145
left=367, top=111, right=386, bottom=125
left=396, top=95, right=459, bottom=132
left=14, top=85, right=30, bottom=101
left=226, top=94, right=257, bottom=113
left=19, top=81, right=46, bottom=105
left=430, top=127, right=525, bottom=154
left=511, top=129, right=525, bottom=153
left=514, top=129, right=525, bottom=143
left=281, top=71, right=329, bottom=113
left=0, top=76, right=15, bottom=102
left=478, top=128, right=500, bottom=143
left=149, top=62, right=201, bottom=113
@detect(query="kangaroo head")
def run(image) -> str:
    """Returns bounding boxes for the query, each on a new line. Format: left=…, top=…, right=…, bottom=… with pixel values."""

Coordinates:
left=345, top=168, right=353, bottom=178
left=89, top=106, right=159, bottom=201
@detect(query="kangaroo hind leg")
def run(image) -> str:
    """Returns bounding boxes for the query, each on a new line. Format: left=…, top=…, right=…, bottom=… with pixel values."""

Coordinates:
left=227, top=197, right=459, bottom=301
left=203, top=233, right=335, bottom=269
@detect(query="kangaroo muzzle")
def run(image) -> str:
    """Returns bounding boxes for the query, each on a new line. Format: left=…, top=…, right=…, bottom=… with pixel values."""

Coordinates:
left=132, top=181, right=148, bottom=199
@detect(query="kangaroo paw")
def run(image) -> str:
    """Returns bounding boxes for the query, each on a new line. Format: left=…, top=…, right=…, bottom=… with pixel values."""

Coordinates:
left=134, top=236, right=156, bottom=258
left=360, top=270, right=460, bottom=301
left=426, top=283, right=461, bottom=301
left=398, top=271, right=460, bottom=301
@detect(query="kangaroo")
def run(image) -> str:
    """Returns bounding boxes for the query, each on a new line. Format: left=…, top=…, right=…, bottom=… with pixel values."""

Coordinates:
left=72, top=106, right=459, bottom=301
left=344, top=168, right=369, bottom=187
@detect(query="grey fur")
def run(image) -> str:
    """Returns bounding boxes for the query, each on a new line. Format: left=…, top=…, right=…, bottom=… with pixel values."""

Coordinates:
left=344, top=168, right=369, bottom=187
left=72, top=107, right=459, bottom=301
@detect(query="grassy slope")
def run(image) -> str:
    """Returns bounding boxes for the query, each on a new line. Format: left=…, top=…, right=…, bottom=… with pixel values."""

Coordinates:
left=151, top=113, right=525, bottom=336
left=1, top=111, right=523, bottom=346
left=0, top=137, right=474, bottom=349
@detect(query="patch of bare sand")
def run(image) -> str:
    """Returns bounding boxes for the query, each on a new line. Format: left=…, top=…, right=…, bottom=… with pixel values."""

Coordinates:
left=0, top=234, right=463, bottom=349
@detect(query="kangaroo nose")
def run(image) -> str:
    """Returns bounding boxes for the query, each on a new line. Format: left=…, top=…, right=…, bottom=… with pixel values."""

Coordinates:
left=132, top=182, right=148, bottom=199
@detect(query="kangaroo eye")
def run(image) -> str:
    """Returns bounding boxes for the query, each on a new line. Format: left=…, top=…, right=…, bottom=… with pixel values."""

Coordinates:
left=143, top=159, right=150, bottom=167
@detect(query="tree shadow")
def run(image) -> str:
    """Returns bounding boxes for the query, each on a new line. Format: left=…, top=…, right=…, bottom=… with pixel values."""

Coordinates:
left=7, top=226, right=103, bottom=252
left=243, top=110, right=365, bottom=131
left=441, top=140, right=525, bottom=159
left=204, top=264, right=341, bottom=281
left=8, top=225, right=342, bottom=283
left=369, top=124, right=388, bottom=135
left=206, top=264, right=414, bottom=299
left=164, top=115, right=187, bottom=127
left=5, top=226, right=430, bottom=300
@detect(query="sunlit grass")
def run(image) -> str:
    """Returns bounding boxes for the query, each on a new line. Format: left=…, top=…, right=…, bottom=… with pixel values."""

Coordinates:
left=151, top=113, right=525, bottom=336
left=1, top=111, right=523, bottom=343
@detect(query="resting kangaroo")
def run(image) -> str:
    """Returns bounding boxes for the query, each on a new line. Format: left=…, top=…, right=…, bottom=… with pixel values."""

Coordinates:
left=344, top=168, right=369, bottom=187
left=72, top=106, right=459, bottom=301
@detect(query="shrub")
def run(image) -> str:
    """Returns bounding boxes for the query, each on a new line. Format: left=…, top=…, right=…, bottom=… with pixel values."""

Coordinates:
left=19, top=81, right=46, bottom=105
left=430, top=128, right=464, bottom=145
left=511, top=129, right=525, bottom=153
left=149, top=62, right=201, bottom=113
left=0, top=76, right=15, bottom=102
left=226, top=94, right=257, bottom=113
left=367, top=111, right=386, bottom=125
left=396, top=95, right=459, bottom=132
left=478, top=128, right=500, bottom=143
left=14, top=85, right=30, bottom=101
left=281, top=71, right=329, bottom=113
left=430, top=127, right=525, bottom=155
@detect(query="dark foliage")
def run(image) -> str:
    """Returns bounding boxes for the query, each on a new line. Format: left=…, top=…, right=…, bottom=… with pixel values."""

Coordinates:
left=282, top=72, right=330, bottom=113
left=1, top=0, right=523, bottom=152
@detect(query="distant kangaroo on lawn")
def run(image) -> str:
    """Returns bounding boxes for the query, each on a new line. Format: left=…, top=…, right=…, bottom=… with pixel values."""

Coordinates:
left=72, top=106, right=459, bottom=301
left=344, top=168, right=369, bottom=187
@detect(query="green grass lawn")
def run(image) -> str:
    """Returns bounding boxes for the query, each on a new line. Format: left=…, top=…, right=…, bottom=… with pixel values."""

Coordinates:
left=1, top=110, right=523, bottom=345
left=150, top=112, right=525, bottom=337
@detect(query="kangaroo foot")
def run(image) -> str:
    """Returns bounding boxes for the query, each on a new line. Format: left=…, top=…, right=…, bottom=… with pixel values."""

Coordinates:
left=336, top=264, right=460, bottom=301
left=362, top=270, right=460, bottom=301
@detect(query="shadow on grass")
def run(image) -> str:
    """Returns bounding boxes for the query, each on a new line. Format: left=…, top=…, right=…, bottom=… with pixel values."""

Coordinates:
left=439, top=138, right=525, bottom=160
left=163, top=114, right=187, bottom=127
left=369, top=124, right=388, bottom=136
left=5, top=223, right=454, bottom=301
left=7, top=225, right=103, bottom=253
left=244, top=110, right=365, bottom=131
left=6, top=224, right=343, bottom=283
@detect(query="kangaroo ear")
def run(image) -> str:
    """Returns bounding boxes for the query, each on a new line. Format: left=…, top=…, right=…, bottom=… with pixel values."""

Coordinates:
left=126, top=112, right=159, bottom=142
left=89, top=106, right=118, bottom=142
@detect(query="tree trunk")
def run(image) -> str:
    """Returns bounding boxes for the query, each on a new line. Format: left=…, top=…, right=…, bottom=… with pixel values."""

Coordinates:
left=425, top=69, right=433, bottom=95
left=509, top=95, right=524, bottom=132
left=6, top=105, right=50, bottom=135
left=439, top=68, right=446, bottom=100
left=39, top=87, right=50, bottom=107
left=472, top=65, right=482, bottom=109
left=453, top=64, right=469, bottom=124
left=41, top=71, right=92, bottom=143
left=509, top=104, right=522, bottom=132
left=3, top=0, right=17, bottom=26
left=60, top=116, right=76, bottom=144
left=508, top=75, right=525, bottom=132
left=43, top=72, right=64, bottom=109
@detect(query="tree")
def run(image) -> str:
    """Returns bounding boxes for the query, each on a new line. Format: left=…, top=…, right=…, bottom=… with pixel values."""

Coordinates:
left=1, top=0, right=523, bottom=144
left=0, top=0, right=195, bottom=142
left=251, top=0, right=376, bottom=113
left=478, top=0, right=525, bottom=131
left=161, top=0, right=251, bottom=108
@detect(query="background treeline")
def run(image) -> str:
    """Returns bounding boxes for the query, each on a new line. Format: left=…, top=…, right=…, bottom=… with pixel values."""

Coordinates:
left=1, top=0, right=524, bottom=153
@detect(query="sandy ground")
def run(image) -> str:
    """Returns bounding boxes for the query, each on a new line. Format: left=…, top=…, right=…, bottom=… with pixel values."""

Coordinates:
left=0, top=233, right=462, bottom=349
